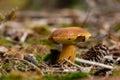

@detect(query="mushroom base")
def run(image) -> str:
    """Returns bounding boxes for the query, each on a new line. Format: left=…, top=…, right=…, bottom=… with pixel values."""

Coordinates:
left=58, top=44, right=76, bottom=64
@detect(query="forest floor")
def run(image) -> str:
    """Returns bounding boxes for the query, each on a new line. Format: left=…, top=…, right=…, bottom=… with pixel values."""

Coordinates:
left=0, top=8, right=120, bottom=80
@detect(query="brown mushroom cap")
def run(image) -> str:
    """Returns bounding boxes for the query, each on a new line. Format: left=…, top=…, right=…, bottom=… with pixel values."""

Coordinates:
left=48, top=27, right=91, bottom=44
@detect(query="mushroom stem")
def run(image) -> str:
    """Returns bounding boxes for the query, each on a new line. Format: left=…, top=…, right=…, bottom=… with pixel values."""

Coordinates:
left=58, top=44, right=76, bottom=63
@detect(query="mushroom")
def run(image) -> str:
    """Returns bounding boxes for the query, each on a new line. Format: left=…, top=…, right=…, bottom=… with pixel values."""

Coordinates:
left=48, top=27, right=91, bottom=64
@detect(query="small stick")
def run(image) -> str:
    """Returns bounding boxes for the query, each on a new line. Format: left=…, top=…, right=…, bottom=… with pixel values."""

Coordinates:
left=20, top=32, right=28, bottom=42
left=64, top=59, right=92, bottom=73
left=75, top=58, right=114, bottom=69
left=40, top=62, right=49, bottom=69
left=64, top=58, right=82, bottom=69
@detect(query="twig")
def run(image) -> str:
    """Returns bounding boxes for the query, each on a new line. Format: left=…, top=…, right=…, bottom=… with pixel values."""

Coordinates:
left=75, top=58, right=114, bottom=69
left=20, top=32, right=28, bottom=42
left=64, top=59, right=92, bottom=73
left=64, top=59, right=82, bottom=69
left=40, top=62, right=49, bottom=69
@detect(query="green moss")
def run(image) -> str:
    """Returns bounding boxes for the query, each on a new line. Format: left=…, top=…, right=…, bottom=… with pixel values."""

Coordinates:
left=0, top=71, right=43, bottom=80
left=43, top=54, right=51, bottom=62
left=75, top=61, right=81, bottom=65
left=0, top=74, right=23, bottom=80
left=2, top=60, right=13, bottom=72
left=44, top=72, right=87, bottom=80
left=35, top=54, right=43, bottom=63
left=32, top=26, right=51, bottom=35
left=0, top=39, right=13, bottom=46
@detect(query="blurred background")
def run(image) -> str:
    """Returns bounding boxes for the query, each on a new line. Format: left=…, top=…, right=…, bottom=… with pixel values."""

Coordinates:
left=0, top=0, right=120, bottom=11
left=0, top=0, right=120, bottom=40
left=0, top=0, right=87, bottom=11
left=0, top=0, right=120, bottom=46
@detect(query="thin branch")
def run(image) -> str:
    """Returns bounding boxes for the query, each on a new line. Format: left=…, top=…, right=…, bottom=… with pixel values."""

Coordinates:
left=20, top=32, right=28, bottom=42
left=64, top=59, right=82, bottom=69
left=75, top=58, right=114, bottom=69
left=64, top=59, right=92, bottom=73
